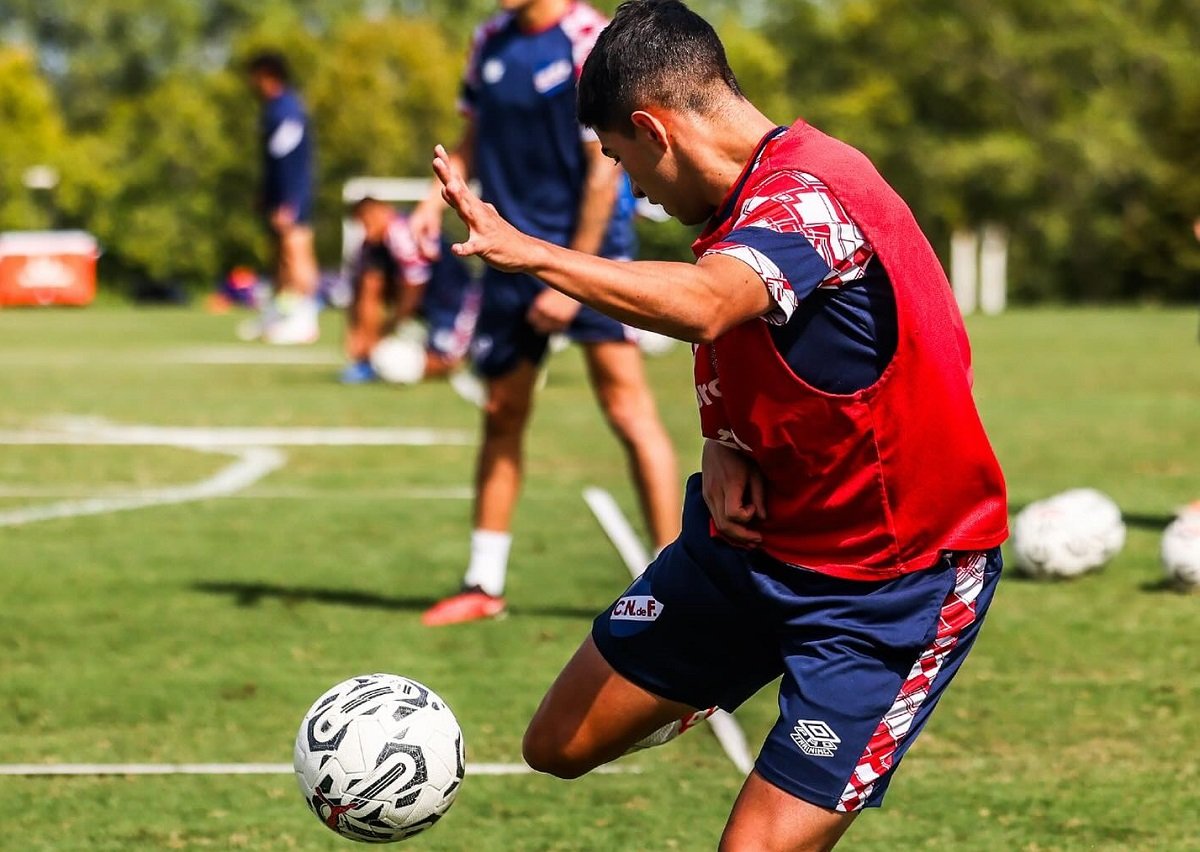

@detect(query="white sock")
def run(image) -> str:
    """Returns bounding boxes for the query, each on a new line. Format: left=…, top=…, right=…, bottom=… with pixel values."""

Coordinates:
left=463, top=530, right=512, bottom=597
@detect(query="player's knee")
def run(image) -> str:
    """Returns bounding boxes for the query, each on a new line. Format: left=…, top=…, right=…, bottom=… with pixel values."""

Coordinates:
left=483, top=395, right=531, bottom=439
left=600, top=394, right=648, bottom=444
left=521, top=719, right=590, bottom=780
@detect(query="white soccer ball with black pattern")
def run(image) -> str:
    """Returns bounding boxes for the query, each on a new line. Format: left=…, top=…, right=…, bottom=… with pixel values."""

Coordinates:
left=1161, top=510, right=1200, bottom=589
left=1011, top=488, right=1126, bottom=578
left=294, top=674, right=465, bottom=843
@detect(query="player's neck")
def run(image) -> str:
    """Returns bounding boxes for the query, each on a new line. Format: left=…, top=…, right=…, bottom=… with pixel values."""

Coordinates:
left=686, top=102, right=781, bottom=211
left=515, top=0, right=572, bottom=33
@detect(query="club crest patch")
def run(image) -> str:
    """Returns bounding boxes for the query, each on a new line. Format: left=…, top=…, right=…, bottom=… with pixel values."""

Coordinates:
left=610, top=595, right=663, bottom=622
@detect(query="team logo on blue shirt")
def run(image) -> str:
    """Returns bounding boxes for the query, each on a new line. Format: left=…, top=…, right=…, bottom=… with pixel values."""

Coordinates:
left=533, top=58, right=572, bottom=95
left=482, top=58, right=505, bottom=85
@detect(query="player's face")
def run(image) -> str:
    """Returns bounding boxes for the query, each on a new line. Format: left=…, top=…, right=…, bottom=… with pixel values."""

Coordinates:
left=597, top=129, right=712, bottom=226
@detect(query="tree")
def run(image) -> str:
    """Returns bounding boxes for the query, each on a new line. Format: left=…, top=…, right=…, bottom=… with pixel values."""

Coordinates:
left=0, top=47, right=71, bottom=231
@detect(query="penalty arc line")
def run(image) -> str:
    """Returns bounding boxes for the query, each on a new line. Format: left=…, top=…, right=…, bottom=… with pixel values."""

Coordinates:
left=0, top=447, right=286, bottom=528
left=0, top=762, right=638, bottom=777
left=582, top=487, right=756, bottom=776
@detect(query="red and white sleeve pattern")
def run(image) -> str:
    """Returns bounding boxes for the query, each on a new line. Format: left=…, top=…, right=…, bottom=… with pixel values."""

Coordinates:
left=704, top=171, right=875, bottom=325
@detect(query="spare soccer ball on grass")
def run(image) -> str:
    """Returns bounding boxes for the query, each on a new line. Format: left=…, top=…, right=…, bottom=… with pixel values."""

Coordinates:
left=1161, top=510, right=1200, bottom=590
left=294, top=674, right=465, bottom=843
left=1011, top=488, right=1126, bottom=579
left=370, top=337, right=427, bottom=385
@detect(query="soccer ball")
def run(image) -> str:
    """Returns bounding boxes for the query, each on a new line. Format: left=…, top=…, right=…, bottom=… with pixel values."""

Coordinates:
left=637, top=330, right=677, bottom=357
left=1011, top=488, right=1126, bottom=579
left=294, top=674, right=465, bottom=843
left=1161, top=510, right=1200, bottom=589
left=370, top=337, right=427, bottom=384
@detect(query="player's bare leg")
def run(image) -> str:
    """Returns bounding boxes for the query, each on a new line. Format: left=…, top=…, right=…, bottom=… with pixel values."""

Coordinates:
left=423, top=360, right=540, bottom=625
left=523, top=635, right=698, bottom=778
left=583, top=341, right=681, bottom=550
left=346, top=269, right=386, bottom=362
left=474, top=359, right=540, bottom=531
left=719, top=771, right=858, bottom=852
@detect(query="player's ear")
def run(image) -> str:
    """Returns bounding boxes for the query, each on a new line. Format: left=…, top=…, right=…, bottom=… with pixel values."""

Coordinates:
left=630, top=111, right=668, bottom=150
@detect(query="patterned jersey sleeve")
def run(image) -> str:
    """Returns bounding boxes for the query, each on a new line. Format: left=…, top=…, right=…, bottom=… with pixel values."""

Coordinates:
left=702, top=171, right=875, bottom=325
left=560, top=3, right=608, bottom=142
left=458, top=14, right=509, bottom=118
left=386, top=219, right=432, bottom=286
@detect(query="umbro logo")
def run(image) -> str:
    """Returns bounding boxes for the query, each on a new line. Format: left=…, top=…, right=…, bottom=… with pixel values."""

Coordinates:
left=790, top=719, right=840, bottom=758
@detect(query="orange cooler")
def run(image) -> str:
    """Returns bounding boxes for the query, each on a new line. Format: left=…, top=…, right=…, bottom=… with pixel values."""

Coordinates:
left=0, top=231, right=98, bottom=307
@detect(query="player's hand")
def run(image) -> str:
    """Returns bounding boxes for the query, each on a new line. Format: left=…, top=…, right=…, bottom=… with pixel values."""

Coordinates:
left=527, top=289, right=581, bottom=334
left=432, top=144, right=536, bottom=273
left=408, top=196, right=444, bottom=261
left=701, top=438, right=766, bottom=547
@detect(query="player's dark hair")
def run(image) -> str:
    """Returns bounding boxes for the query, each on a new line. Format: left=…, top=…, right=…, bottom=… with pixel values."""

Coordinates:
left=578, top=0, right=742, bottom=134
left=351, top=196, right=388, bottom=215
left=246, top=51, right=291, bottom=83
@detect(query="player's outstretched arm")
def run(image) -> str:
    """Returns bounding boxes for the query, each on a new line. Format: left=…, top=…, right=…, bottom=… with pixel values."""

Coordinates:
left=432, top=146, right=771, bottom=343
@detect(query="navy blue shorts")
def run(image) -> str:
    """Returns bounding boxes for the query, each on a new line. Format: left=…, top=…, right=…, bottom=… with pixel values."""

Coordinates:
left=592, top=474, right=1003, bottom=812
left=469, top=266, right=633, bottom=378
left=420, top=253, right=481, bottom=362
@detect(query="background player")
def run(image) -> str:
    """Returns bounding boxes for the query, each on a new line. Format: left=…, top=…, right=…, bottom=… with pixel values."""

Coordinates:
left=408, top=0, right=681, bottom=626
left=431, top=0, right=1009, bottom=847
left=342, top=197, right=478, bottom=385
left=245, top=51, right=320, bottom=345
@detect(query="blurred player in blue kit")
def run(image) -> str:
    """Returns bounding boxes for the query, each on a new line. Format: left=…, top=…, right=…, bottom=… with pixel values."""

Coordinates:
left=342, top=197, right=479, bottom=385
left=245, top=51, right=320, bottom=345
left=432, top=1, right=1009, bottom=847
left=409, top=0, right=681, bottom=625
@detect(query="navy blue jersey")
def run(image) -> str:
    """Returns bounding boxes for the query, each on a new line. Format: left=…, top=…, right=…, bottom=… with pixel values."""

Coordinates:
left=260, top=88, right=314, bottom=223
left=460, top=4, right=635, bottom=259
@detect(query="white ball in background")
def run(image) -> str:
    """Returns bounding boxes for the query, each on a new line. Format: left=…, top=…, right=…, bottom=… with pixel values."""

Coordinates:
left=1011, top=488, right=1126, bottom=579
left=1161, top=511, right=1200, bottom=589
left=371, top=336, right=427, bottom=384
left=637, top=330, right=678, bottom=357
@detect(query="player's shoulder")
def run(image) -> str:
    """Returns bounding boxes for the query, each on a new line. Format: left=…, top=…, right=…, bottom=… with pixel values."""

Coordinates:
left=470, top=10, right=516, bottom=50
left=739, top=170, right=855, bottom=227
left=557, top=1, right=608, bottom=66
left=558, top=1, right=609, bottom=37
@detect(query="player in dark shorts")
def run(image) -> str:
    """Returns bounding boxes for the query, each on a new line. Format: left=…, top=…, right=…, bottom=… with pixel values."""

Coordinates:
left=343, top=197, right=478, bottom=385
left=408, top=0, right=680, bottom=626
left=245, top=51, right=320, bottom=345
left=431, top=1, right=1009, bottom=848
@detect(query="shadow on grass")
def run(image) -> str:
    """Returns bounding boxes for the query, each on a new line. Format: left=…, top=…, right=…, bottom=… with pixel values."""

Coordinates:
left=1008, top=503, right=1174, bottom=532
left=192, top=580, right=598, bottom=620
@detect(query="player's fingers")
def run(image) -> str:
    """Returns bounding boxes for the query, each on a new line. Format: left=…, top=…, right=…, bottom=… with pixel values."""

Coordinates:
left=716, top=519, right=762, bottom=547
left=747, top=469, right=766, bottom=520
left=724, top=489, right=754, bottom=523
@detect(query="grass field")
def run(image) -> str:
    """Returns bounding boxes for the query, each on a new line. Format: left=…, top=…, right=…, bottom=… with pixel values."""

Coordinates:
left=0, top=305, right=1197, bottom=851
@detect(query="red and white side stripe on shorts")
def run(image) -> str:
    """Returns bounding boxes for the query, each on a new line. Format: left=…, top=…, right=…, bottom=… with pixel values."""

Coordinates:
left=836, top=552, right=988, bottom=812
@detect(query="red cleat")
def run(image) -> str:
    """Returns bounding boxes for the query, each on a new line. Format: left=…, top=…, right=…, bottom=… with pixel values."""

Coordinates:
left=421, top=587, right=507, bottom=626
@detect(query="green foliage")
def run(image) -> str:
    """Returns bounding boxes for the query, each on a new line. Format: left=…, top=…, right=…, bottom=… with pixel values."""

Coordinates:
left=1, top=1, right=1198, bottom=299
left=0, top=48, right=69, bottom=231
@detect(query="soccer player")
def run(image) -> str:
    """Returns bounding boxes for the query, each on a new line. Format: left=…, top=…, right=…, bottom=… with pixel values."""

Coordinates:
left=246, top=51, right=320, bottom=345
left=341, top=197, right=479, bottom=385
left=431, top=1, right=1009, bottom=848
left=408, top=0, right=681, bottom=625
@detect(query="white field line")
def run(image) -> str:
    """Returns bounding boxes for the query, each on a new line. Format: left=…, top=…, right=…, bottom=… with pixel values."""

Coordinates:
left=0, top=762, right=637, bottom=777
left=581, top=486, right=756, bottom=776
left=164, top=347, right=343, bottom=366
left=0, top=419, right=473, bottom=448
left=0, top=485, right=475, bottom=501
left=0, top=447, right=285, bottom=528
